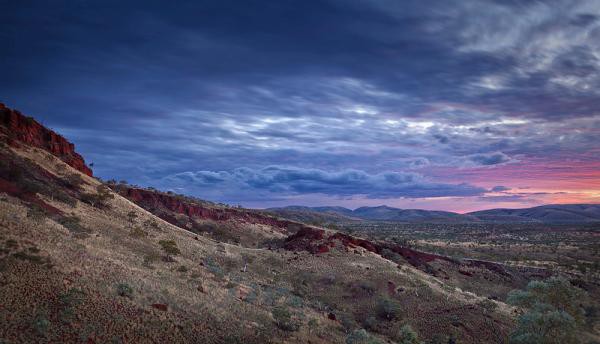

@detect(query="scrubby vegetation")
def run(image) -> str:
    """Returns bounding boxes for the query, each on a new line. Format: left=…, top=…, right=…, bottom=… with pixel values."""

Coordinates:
left=507, top=277, right=588, bottom=344
left=158, top=239, right=180, bottom=261
left=80, top=184, right=114, bottom=208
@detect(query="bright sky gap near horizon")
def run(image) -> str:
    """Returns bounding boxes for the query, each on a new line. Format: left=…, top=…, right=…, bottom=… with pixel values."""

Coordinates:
left=1, top=0, right=599, bottom=212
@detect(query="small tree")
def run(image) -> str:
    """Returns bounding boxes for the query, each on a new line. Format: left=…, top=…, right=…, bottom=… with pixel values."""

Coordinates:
left=507, top=277, right=587, bottom=344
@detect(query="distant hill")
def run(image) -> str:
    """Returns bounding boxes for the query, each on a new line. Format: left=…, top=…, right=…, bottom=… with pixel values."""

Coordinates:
left=467, top=204, right=600, bottom=223
left=268, top=205, right=480, bottom=223
left=266, top=206, right=361, bottom=224
left=269, top=204, right=600, bottom=223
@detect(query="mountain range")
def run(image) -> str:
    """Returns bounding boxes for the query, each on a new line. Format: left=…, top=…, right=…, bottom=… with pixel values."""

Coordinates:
left=268, top=204, right=600, bottom=224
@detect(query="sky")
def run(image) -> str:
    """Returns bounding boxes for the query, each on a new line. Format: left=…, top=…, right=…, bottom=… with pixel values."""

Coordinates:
left=1, top=0, right=599, bottom=212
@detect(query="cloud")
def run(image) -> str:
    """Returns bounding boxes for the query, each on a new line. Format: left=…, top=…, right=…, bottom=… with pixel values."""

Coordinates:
left=477, top=195, right=532, bottom=203
left=465, top=152, right=513, bottom=166
left=491, top=185, right=511, bottom=192
left=162, top=166, right=486, bottom=199
left=1, top=1, right=599, bottom=208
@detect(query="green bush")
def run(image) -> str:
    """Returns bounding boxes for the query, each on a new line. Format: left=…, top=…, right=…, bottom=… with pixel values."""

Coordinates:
left=33, top=315, right=50, bottom=337
left=381, top=248, right=403, bottom=264
left=159, top=240, right=180, bottom=255
left=363, top=316, right=378, bottom=331
left=59, top=216, right=87, bottom=235
left=59, top=288, right=85, bottom=324
left=127, top=211, right=138, bottom=225
left=395, top=324, right=419, bottom=344
left=130, top=227, right=148, bottom=238
left=80, top=185, right=113, bottom=208
left=19, top=178, right=44, bottom=194
left=51, top=189, right=77, bottom=207
left=272, top=306, right=300, bottom=331
left=159, top=239, right=180, bottom=261
left=143, top=252, right=160, bottom=268
left=116, top=283, right=134, bottom=298
left=345, top=329, right=382, bottom=344
left=64, top=173, right=84, bottom=189
left=376, top=297, right=401, bottom=321
left=507, top=277, right=587, bottom=344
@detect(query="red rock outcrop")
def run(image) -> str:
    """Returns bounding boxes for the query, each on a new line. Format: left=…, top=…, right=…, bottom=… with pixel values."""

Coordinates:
left=0, top=178, right=62, bottom=215
left=118, top=186, right=303, bottom=232
left=284, top=227, right=455, bottom=265
left=0, top=103, right=92, bottom=176
left=282, top=226, right=520, bottom=279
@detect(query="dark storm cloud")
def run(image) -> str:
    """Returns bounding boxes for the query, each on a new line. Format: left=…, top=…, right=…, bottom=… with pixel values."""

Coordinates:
left=162, top=166, right=487, bottom=199
left=491, top=186, right=511, bottom=192
left=466, top=152, right=513, bottom=166
left=1, top=0, right=599, bottom=205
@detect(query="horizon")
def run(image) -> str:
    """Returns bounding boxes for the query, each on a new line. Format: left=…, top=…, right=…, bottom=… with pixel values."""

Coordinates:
left=257, top=202, right=598, bottom=214
left=2, top=1, right=600, bottom=212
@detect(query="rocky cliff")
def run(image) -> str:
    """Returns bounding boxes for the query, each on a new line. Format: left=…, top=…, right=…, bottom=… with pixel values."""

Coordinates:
left=118, top=186, right=301, bottom=231
left=0, top=103, right=92, bottom=176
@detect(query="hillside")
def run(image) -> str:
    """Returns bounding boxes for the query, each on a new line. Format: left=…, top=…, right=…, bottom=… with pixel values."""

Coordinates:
left=0, top=104, right=596, bottom=343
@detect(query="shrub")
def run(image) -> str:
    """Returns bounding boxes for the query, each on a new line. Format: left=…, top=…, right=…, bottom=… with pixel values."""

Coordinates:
left=130, top=227, right=148, bottom=238
left=507, top=277, right=587, bottom=344
left=116, top=283, right=134, bottom=298
left=376, top=297, right=401, bottom=321
left=33, top=315, right=50, bottom=337
left=51, top=189, right=77, bottom=207
left=59, top=288, right=85, bottom=324
left=345, top=329, right=382, bottom=344
left=64, top=173, right=84, bottom=189
left=381, top=248, right=403, bottom=264
left=59, top=216, right=88, bottom=236
left=307, top=318, right=319, bottom=334
left=27, top=205, right=47, bottom=221
left=363, top=316, right=378, bottom=331
left=13, top=251, right=47, bottom=265
left=59, top=288, right=85, bottom=306
left=478, top=299, right=498, bottom=313
left=143, top=252, right=160, bottom=268
left=356, top=281, right=377, bottom=296
left=272, top=306, right=300, bottom=331
left=177, top=265, right=188, bottom=273
left=80, top=185, right=114, bottom=208
left=395, top=324, right=419, bottom=344
left=19, top=178, right=43, bottom=194
left=159, top=239, right=180, bottom=261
